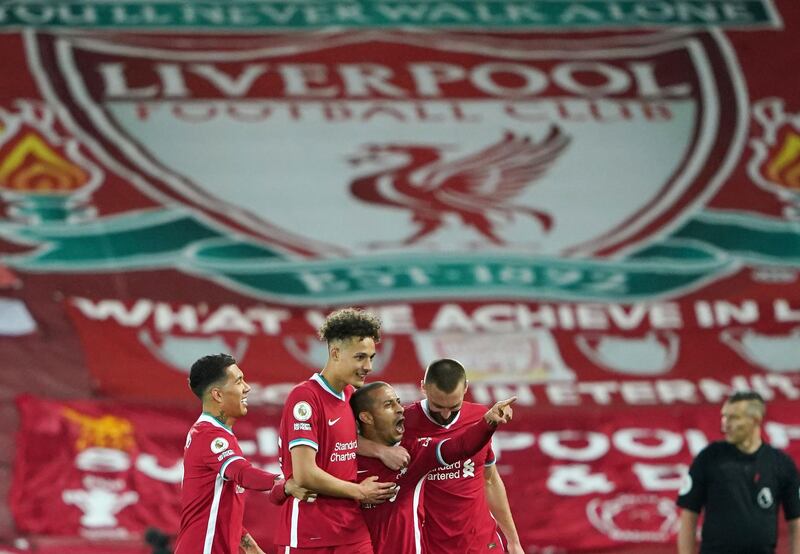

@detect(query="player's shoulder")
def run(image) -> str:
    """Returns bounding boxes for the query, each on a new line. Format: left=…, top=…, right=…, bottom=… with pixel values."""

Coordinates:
left=401, top=433, right=422, bottom=447
left=453, top=401, right=487, bottom=424
left=460, top=401, right=488, bottom=416
left=761, top=443, right=798, bottom=468
left=402, top=433, right=435, bottom=452
left=402, top=401, right=425, bottom=422
left=187, top=419, right=236, bottom=454
left=285, top=378, right=322, bottom=405
left=696, top=440, right=729, bottom=459
left=399, top=402, right=429, bottom=437
left=191, top=416, right=235, bottom=437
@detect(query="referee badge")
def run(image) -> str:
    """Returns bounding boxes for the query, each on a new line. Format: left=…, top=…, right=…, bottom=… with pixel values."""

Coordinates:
left=293, top=401, right=312, bottom=422
left=757, top=487, right=774, bottom=509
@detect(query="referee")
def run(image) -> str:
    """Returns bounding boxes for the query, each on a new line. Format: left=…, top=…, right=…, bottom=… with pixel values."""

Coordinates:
left=676, top=390, right=800, bottom=553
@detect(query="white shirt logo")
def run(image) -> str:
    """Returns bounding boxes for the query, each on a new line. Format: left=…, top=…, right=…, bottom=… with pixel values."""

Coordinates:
left=293, top=401, right=312, bottom=422
left=463, top=459, right=475, bottom=478
left=328, top=417, right=341, bottom=426
left=210, top=437, right=229, bottom=454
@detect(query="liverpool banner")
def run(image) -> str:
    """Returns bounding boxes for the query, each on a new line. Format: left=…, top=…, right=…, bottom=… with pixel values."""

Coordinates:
left=11, top=396, right=800, bottom=552
left=2, top=1, right=800, bottom=552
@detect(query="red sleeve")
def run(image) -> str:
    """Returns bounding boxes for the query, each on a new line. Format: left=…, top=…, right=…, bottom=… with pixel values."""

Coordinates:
left=223, top=458, right=278, bottom=490
left=486, top=444, right=496, bottom=465
left=284, top=386, right=322, bottom=452
left=439, top=419, right=495, bottom=466
left=267, top=478, right=289, bottom=505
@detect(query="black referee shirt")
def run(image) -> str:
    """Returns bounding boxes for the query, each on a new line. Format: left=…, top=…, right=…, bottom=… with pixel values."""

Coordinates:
left=677, top=441, right=800, bottom=554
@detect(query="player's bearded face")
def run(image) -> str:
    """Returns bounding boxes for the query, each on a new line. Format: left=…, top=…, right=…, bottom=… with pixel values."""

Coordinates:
left=337, top=337, right=377, bottom=388
left=424, top=382, right=466, bottom=426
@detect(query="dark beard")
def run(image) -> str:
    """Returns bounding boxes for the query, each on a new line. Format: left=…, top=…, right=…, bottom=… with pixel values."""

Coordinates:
left=431, top=411, right=459, bottom=425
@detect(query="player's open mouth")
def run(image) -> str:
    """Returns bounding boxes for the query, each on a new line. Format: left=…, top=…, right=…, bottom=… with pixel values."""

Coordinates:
left=395, top=417, right=405, bottom=434
left=242, top=397, right=248, bottom=405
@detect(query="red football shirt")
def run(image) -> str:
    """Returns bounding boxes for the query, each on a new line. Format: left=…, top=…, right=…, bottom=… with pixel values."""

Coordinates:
left=402, top=401, right=502, bottom=554
left=175, top=414, right=251, bottom=554
left=358, top=436, right=441, bottom=554
left=358, top=418, right=497, bottom=554
left=275, top=373, right=371, bottom=548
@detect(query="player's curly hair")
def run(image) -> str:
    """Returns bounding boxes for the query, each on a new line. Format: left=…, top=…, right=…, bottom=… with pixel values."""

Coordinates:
left=318, top=307, right=381, bottom=344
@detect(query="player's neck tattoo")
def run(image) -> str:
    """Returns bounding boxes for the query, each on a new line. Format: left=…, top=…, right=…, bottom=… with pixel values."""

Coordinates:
left=203, top=410, right=228, bottom=428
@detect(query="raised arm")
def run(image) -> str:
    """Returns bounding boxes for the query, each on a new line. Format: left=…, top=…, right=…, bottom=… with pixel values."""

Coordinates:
left=439, top=397, right=517, bottom=465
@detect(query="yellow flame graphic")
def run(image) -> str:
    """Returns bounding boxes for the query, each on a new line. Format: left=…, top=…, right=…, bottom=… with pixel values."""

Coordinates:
left=766, top=130, right=800, bottom=190
left=62, top=408, right=136, bottom=452
left=0, top=132, right=89, bottom=193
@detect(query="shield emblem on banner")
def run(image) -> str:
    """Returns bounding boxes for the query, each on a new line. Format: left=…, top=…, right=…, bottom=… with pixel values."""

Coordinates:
left=23, top=29, right=746, bottom=298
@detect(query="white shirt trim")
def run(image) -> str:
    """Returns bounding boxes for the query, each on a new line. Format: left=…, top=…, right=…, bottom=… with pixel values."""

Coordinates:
left=289, top=497, right=300, bottom=548
left=219, top=456, right=245, bottom=480
left=197, top=413, right=235, bottom=436
left=202, top=473, right=225, bottom=554
left=311, top=373, right=346, bottom=401
left=412, top=475, right=427, bottom=553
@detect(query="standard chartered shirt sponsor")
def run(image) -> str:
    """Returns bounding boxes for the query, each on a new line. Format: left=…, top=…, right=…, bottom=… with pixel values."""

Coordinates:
left=427, top=458, right=476, bottom=480
left=330, top=439, right=358, bottom=462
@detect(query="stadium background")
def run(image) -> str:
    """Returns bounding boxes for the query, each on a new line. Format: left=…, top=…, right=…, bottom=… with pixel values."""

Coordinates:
left=0, top=1, right=799, bottom=552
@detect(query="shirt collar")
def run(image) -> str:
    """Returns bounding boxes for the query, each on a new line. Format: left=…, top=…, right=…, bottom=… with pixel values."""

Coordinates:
left=311, top=373, right=346, bottom=401
left=197, top=412, right=235, bottom=435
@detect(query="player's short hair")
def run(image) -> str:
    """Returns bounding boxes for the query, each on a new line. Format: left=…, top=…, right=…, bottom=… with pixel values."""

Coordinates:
left=189, top=353, right=236, bottom=399
left=350, top=381, right=390, bottom=426
left=318, top=308, right=381, bottom=344
left=727, top=390, right=766, bottom=419
left=423, top=358, right=467, bottom=393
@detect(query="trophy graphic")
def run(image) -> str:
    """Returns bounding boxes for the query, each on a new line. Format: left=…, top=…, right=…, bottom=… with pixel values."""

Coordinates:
left=0, top=102, right=103, bottom=224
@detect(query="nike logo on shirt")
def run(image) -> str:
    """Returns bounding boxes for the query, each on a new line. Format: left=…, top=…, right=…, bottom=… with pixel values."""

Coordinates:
left=328, top=417, right=341, bottom=426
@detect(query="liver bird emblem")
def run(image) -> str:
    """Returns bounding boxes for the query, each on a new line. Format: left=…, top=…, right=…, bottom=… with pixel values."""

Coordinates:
left=349, top=127, right=570, bottom=246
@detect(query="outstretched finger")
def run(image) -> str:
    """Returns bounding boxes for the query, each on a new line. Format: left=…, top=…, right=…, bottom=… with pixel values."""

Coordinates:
left=496, top=396, right=518, bottom=408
